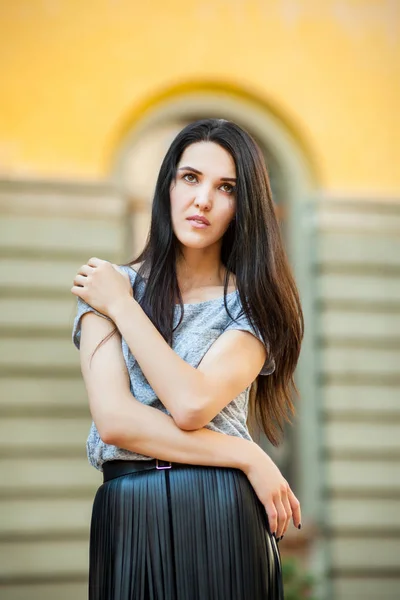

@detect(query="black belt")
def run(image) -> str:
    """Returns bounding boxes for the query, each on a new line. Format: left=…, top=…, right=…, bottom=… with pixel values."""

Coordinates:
left=103, top=459, right=194, bottom=483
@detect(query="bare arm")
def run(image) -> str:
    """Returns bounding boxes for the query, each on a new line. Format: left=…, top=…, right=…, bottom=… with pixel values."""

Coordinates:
left=79, top=310, right=256, bottom=471
left=79, top=310, right=302, bottom=537
left=108, top=295, right=268, bottom=430
left=71, top=259, right=269, bottom=430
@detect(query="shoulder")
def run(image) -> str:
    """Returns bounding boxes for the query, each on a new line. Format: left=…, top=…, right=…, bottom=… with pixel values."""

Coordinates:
left=116, top=263, right=139, bottom=278
left=116, top=262, right=143, bottom=287
left=72, top=296, right=113, bottom=350
left=221, top=295, right=276, bottom=376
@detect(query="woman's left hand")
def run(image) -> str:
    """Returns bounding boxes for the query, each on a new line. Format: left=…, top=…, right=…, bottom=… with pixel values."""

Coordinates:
left=71, top=257, right=133, bottom=318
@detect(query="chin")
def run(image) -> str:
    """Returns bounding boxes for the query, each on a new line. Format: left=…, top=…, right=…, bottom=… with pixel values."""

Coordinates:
left=175, top=232, right=218, bottom=250
left=178, top=239, right=213, bottom=250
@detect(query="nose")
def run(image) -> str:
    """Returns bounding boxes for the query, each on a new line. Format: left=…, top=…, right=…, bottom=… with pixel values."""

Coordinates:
left=194, top=185, right=212, bottom=211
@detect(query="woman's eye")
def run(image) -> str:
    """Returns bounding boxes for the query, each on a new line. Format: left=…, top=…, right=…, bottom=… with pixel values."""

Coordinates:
left=183, top=173, right=197, bottom=183
left=221, top=183, right=235, bottom=194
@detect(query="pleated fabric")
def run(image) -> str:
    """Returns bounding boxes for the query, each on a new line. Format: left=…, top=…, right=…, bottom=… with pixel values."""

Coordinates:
left=89, top=464, right=284, bottom=600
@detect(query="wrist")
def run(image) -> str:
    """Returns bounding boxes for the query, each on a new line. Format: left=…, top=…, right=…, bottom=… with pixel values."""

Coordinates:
left=108, top=294, right=136, bottom=323
left=240, top=440, right=267, bottom=475
left=231, top=439, right=261, bottom=474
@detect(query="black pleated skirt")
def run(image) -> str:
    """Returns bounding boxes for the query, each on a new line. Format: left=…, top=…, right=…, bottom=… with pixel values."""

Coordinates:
left=89, top=461, right=283, bottom=600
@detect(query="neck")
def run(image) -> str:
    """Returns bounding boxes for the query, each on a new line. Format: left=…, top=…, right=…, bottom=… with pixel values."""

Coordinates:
left=176, top=247, right=227, bottom=292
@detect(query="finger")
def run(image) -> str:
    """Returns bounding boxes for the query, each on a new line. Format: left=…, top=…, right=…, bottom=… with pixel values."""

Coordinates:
left=281, top=491, right=292, bottom=536
left=73, top=274, right=88, bottom=287
left=77, top=264, right=94, bottom=276
left=275, top=497, right=287, bottom=539
left=87, top=257, right=103, bottom=267
left=71, top=285, right=86, bottom=298
left=288, top=487, right=302, bottom=529
left=264, top=499, right=278, bottom=537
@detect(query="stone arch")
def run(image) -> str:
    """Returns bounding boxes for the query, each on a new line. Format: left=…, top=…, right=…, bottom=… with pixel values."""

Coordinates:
left=107, top=80, right=319, bottom=215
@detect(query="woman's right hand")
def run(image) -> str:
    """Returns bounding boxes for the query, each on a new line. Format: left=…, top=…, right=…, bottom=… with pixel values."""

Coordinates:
left=243, top=442, right=301, bottom=539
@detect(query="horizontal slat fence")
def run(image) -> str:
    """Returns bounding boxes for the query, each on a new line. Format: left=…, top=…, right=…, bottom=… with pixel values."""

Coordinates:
left=0, top=180, right=127, bottom=600
left=315, top=199, right=400, bottom=599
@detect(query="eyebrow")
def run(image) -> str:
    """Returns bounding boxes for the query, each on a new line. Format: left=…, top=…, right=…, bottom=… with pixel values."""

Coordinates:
left=178, top=166, right=237, bottom=183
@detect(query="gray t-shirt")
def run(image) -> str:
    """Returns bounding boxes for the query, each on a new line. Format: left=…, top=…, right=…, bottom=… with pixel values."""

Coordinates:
left=72, top=265, right=275, bottom=471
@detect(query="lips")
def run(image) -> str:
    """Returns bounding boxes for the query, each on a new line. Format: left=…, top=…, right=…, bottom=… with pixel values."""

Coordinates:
left=187, top=216, right=210, bottom=226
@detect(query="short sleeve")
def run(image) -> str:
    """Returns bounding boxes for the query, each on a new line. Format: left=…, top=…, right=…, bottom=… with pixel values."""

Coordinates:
left=224, top=312, right=276, bottom=376
left=72, top=296, right=112, bottom=350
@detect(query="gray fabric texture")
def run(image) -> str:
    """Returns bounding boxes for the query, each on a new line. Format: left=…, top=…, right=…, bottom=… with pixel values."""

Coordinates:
left=72, top=265, right=275, bottom=471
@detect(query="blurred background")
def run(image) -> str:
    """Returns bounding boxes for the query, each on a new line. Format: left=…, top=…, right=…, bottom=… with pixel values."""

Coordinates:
left=0, top=1, right=399, bottom=599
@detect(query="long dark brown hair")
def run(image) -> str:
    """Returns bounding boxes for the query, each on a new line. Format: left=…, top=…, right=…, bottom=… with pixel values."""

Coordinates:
left=96, top=118, right=304, bottom=446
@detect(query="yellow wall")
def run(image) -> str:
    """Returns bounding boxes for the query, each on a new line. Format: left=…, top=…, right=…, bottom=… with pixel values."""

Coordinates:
left=0, top=0, right=398, bottom=194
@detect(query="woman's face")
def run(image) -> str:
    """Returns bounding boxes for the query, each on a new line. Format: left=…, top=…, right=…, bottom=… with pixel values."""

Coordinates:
left=169, top=141, right=236, bottom=250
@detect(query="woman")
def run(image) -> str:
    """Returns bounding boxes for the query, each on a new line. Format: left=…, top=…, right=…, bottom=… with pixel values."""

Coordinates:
left=71, top=118, right=303, bottom=600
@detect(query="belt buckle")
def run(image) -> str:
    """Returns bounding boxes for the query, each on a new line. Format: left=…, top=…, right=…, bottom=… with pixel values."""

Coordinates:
left=156, top=459, right=172, bottom=470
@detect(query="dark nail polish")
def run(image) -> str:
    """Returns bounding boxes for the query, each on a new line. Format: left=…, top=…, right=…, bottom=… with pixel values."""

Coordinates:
left=280, top=535, right=284, bottom=541
left=298, top=523, right=302, bottom=530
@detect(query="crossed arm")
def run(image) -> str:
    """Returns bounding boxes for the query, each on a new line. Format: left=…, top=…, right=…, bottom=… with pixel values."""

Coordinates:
left=72, top=258, right=269, bottom=430
left=78, top=310, right=302, bottom=537
left=101, top=294, right=268, bottom=430
left=79, top=310, right=258, bottom=471
left=75, top=262, right=302, bottom=537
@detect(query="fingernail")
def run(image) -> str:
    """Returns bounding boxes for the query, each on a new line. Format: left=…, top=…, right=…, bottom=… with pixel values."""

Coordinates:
left=298, top=523, right=302, bottom=530
left=280, top=535, right=284, bottom=541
